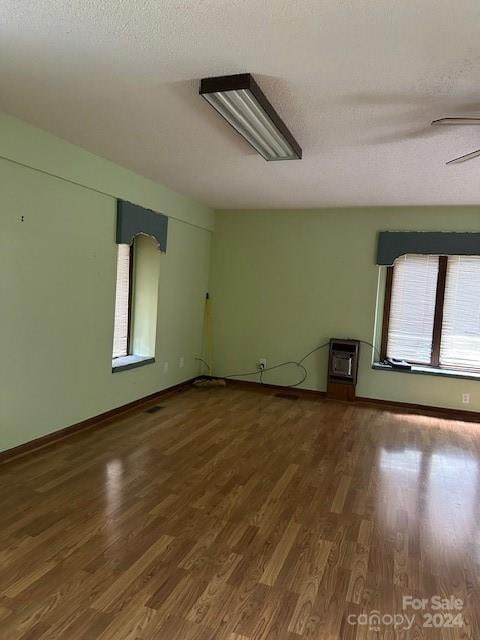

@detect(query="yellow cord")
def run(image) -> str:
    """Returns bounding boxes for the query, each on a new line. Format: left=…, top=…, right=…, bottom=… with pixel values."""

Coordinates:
left=204, top=294, right=213, bottom=374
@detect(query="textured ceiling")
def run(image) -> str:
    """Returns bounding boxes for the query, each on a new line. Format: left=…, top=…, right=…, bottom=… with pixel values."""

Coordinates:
left=1, top=0, right=480, bottom=209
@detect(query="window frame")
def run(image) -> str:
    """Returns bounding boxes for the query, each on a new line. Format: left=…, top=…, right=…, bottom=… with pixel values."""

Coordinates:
left=380, top=254, right=480, bottom=373
left=126, top=242, right=135, bottom=356
left=112, top=242, right=135, bottom=360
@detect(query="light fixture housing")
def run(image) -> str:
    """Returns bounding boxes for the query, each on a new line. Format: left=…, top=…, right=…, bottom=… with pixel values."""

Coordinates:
left=199, top=73, right=302, bottom=161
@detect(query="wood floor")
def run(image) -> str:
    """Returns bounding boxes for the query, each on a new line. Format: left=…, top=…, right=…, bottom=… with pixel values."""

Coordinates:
left=1, top=385, right=480, bottom=639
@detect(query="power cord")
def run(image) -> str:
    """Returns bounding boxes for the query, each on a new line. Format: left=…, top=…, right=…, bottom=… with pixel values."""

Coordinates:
left=195, top=357, right=212, bottom=372
left=357, top=339, right=382, bottom=362
left=195, top=343, right=315, bottom=388
left=196, top=338, right=380, bottom=389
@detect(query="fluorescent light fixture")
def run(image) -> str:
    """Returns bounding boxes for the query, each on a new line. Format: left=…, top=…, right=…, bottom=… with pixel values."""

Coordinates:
left=199, top=73, right=302, bottom=161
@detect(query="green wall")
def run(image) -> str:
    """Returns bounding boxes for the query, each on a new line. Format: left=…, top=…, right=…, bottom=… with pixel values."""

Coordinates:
left=210, top=207, right=480, bottom=412
left=0, top=113, right=213, bottom=231
left=0, top=113, right=212, bottom=453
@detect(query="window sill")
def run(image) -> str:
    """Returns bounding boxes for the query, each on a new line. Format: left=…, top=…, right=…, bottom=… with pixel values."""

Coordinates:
left=372, top=362, right=480, bottom=382
left=112, top=355, right=155, bottom=373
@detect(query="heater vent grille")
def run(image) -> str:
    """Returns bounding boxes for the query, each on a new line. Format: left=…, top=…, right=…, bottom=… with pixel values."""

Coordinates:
left=145, top=405, right=164, bottom=414
left=274, top=392, right=299, bottom=401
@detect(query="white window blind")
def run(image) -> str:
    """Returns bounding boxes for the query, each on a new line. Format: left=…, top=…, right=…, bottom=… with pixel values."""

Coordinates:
left=440, top=256, right=480, bottom=370
left=387, top=255, right=439, bottom=364
left=112, top=244, right=131, bottom=358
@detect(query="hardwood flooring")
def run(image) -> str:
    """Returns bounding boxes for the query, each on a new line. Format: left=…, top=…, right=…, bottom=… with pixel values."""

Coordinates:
left=1, top=384, right=480, bottom=639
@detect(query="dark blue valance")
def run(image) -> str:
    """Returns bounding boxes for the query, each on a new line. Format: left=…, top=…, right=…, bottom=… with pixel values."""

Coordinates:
left=377, top=231, right=480, bottom=265
left=116, top=200, right=168, bottom=252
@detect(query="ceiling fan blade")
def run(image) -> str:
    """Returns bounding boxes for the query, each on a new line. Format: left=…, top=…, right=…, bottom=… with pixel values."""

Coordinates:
left=446, top=149, right=480, bottom=165
left=432, top=117, right=480, bottom=125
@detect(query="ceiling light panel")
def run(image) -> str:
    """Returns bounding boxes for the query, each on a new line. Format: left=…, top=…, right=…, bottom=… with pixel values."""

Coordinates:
left=200, top=74, right=302, bottom=161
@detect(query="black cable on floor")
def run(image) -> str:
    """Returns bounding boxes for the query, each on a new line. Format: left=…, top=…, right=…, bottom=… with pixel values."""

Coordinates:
left=196, top=338, right=379, bottom=389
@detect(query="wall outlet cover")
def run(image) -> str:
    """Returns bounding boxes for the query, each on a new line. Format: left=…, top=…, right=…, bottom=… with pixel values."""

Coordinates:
left=163, top=361, right=169, bottom=373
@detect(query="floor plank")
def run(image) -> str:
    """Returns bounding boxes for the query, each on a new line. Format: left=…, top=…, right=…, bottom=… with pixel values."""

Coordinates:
left=1, top=385, right=480, bottom=638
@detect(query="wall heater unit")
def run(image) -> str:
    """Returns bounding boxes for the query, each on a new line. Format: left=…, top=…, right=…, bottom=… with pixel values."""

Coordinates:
left=327, top=338, right=360, bottom=401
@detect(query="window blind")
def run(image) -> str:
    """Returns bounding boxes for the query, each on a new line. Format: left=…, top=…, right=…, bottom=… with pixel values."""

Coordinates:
left=387, top=255, right=439, bottom=363
left=440, top=256, right=480, bottom=370
left=112, top=244, right=131, bottom=358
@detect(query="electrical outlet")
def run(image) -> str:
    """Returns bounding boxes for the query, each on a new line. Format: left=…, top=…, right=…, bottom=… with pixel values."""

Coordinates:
left=258, top=358, right=267, bottom=370
left=462, top=393, right=470, bottom=404
left=163, top=361, right=169, bottom=374
left=179, top=356, right=184, bottom=369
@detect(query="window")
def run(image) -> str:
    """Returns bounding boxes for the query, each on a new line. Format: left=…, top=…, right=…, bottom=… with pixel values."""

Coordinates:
left=112, top=244, right=133, bottom=359
left=440, top=257, right=480, bottom=369
left=111, top=236, right=160, bottom=371
left=381, top=254, right=480, bottom=371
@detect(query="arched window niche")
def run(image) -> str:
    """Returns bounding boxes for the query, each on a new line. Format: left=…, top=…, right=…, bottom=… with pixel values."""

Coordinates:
left=112, top=200, right=167, bottom=372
